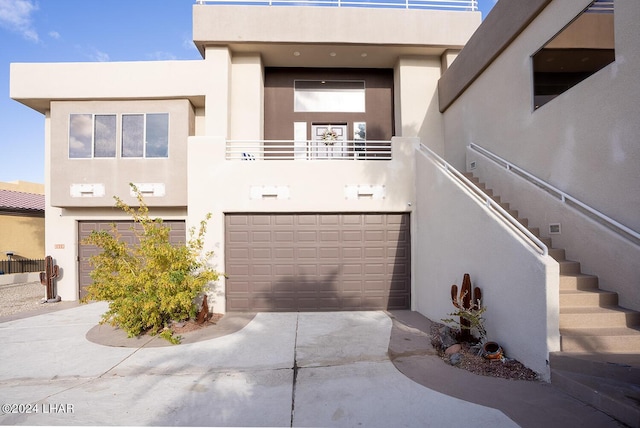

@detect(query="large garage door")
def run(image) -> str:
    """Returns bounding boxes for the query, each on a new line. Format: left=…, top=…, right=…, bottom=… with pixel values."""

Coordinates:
left=78, top=221, right=186, bottom=299
left=225, top=213, right=410, bottom=311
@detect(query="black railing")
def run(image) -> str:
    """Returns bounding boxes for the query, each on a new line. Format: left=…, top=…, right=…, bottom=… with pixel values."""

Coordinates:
left=0, top=259, right=46, bottom=275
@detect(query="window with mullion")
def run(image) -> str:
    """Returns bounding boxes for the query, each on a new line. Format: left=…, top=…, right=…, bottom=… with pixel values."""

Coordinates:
left=69, top=113, right=116, bottom=159
left=122, top=113, right=169, bottom=158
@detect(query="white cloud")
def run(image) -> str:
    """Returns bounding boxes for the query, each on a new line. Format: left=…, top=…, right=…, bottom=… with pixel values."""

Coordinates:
left=0, top=0, right=39, bottom=42
left=147, top=51, right=177, bottom=61
left=89, top=48, right=110, bottom=62
left=48, top=30, right=60, bottom=39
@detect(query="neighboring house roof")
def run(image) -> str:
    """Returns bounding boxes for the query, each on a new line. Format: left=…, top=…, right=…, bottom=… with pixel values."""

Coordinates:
left=0, top=189, right=45, bottom=212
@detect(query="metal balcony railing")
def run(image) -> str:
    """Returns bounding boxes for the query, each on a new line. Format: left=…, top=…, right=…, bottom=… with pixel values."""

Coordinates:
left=226, top=140, right=392, bottom=160
left=196, top=0, right=477, bottom=11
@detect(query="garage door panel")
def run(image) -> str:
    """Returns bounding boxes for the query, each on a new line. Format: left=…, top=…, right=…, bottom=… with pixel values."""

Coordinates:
left=275, top=264, right=295, bottom=276
left=250, top=215, right=272, bottom=226
left=275, top=215, right=295, bottom=225
left=229, top=231, right=250, bottom=243
left=275, top=231, right=294, bottom=242
left=225, top=213, right=410, bottom=311
left=342, top=230, right=363, bottom=241
left=297, top=248, right=318, bottom=259
left=252, top=231, right=272, bottom=242
left=252, top=264, right=272, bottom=276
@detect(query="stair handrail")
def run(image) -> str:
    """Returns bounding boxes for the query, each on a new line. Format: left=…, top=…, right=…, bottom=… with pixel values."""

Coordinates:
left=419, top=143, right=549, bottom=256
left=469, top=142, right=640, bottom=244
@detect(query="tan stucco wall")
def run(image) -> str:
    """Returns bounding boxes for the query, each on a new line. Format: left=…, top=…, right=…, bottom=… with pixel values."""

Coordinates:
left=48, top=99, right=193, bottom=208
left=193, top=6, right=479, bottom=53
left=0, top=214, right=45, bottom=260
left=442, top=0, right=640, bottom=232
left=230, top=54, right=264, bottom=140
left=0, top=181, right=44, bottom=260
left=394, top=56, right=444, bottom=155
left=188, top=136, right=419, bottom=314
left=0, top=181, right=44, bottom=194
left=441, top=0, right=640, bottom=309
left=414, top=149, right=559, bottom=379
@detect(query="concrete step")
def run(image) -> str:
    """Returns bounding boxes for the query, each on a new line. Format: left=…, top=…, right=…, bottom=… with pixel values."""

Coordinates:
left=560, top=306, right=640, bottom=329
left=550, top=352, right=640, bottom=384
left=559, top=260, right=582, bottom=274
left=548, top=247, right=566, bottom=261
left=551, top=369, right=640, bottom=427
left=540, top=236, right=553, bottom=247
left=561, top=326, right=640, bottom=352
left=560, top=289, right=618, bottom=307
left=560, top=274, right=599, bottom=291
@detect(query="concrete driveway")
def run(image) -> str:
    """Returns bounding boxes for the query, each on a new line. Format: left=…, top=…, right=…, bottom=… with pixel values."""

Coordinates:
left=0, top=302, right=518, bottom=426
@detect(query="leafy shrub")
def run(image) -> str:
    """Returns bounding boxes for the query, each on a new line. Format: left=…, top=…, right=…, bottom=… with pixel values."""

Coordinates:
left=82, top=185, right=220, bottom=343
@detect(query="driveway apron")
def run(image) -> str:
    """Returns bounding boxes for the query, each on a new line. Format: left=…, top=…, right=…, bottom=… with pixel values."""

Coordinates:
left=0, top=303, right=517, bottom=426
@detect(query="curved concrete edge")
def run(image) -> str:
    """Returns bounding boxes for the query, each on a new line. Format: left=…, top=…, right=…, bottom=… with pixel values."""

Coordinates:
left=85, top=312, right=256, bottom=348
left=386, top=310, right=622, bottom=428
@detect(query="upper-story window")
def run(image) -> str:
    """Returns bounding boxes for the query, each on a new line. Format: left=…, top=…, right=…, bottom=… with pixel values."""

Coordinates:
left=532, top=0, right=615, bottom=109
left=122, top=113, right=169, bottom=158
left=294, top=80, right=365, bottom=113
left=69, top=114, right=117, bottom=158
left=68, top=113, right=169, bottom=159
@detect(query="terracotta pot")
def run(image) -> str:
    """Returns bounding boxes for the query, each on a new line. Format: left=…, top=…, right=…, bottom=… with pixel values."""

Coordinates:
left=483, top=341, right=503, bottom=360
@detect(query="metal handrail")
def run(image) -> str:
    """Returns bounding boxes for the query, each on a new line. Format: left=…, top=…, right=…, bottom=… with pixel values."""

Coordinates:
left=469, top=142, right=640, bottom=244
left=226, top=139, right=392, bottom=160
left=196, top=0, right=477, bottom=11
left=419, top=143, right=549, bottom=256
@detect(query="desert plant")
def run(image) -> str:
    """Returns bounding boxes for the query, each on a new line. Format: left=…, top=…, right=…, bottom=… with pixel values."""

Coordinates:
left=40, top=255, right=60, bottom=302
left=442, top=273, right=487, bottom=344
left=81, top=184, right=220, bottom=344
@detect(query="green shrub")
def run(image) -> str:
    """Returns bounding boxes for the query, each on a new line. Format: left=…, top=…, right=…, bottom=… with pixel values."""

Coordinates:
left=82, top=184, right=220, bottom=343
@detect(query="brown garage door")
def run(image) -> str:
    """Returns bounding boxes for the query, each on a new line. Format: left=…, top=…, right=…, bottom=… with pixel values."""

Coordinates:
left=78, top=221, right=186, bottom=299
left=225, top=213, right=410, bottom=311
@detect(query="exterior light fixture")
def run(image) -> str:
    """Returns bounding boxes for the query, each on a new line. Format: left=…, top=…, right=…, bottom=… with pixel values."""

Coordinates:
left=293, top=51, right=300, bottom=56
left=330, top=52, right=336, bottom=57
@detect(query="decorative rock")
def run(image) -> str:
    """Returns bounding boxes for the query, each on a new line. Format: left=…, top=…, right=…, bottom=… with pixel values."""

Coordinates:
left=449, top=353, right=463, bottom=366
left=445, top=344, right=462, bottom=355
left=438, top=326, right=458, bottom=349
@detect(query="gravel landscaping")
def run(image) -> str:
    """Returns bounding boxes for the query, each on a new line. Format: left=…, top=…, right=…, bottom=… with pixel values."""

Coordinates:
left=0, top=281, right=49, bottom=318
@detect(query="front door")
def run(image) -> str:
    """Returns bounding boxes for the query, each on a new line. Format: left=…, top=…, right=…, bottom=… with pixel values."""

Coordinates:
left=311, top=124, right=348, bottom=158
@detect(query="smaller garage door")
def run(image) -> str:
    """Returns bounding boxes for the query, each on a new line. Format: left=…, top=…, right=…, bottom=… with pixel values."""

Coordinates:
left=225, top=213, right=410, bottom=311
left=78, top=221, right=186, bottom=299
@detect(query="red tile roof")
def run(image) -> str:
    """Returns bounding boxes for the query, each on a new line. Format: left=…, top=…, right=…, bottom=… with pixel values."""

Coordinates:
left=0, top=189, right=45, bottom=212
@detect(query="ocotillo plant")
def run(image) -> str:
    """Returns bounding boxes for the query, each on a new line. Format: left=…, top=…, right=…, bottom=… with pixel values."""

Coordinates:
left=450, top=273, right=483, bottom=342
left=40, top=255, right=60, bottom=301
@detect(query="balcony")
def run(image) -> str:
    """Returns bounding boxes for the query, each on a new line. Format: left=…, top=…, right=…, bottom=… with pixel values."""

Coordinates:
left=195, top=0, right=477, bottom=11
left=226, top=140, right=392, bottom=161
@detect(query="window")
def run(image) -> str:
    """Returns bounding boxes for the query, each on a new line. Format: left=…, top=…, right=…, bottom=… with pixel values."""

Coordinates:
left=69, top=113, right=169, bottom=159
left=532, top=0, right=615, bottom=109
left=122, top=113, right=169, bottom=158
left=69, top=114, right=116, bottom=158
left=294, top=80, right=365, bottom=113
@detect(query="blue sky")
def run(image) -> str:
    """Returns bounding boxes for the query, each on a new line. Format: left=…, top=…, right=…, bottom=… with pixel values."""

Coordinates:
left=0, top=0, right=497, bottom=184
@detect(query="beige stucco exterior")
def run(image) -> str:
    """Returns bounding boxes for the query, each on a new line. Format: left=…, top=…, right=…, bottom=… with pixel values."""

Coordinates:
left=9, top=1, right=638, bottom=379
left=439, top=0, right=640, bottom=311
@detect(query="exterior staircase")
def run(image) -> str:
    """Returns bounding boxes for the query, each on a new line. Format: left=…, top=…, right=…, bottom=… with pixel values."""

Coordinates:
left=464, top=172, right=640, bottom=427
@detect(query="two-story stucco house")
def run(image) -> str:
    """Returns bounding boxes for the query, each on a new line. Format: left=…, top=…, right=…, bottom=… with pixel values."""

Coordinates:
left=9, top=0, right=640, bottom=407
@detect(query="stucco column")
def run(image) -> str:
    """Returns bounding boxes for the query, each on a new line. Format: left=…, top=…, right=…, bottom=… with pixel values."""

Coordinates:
left=230, top=54, right=264, bottom=141
left=204, top=46, right=232, bottom=137
left=394, top=56, right=445, bottom=156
